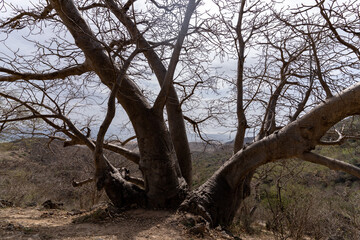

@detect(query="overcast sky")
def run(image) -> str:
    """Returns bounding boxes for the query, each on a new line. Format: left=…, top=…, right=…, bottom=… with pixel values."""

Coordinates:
left=0, top=0, right=334, bottom=142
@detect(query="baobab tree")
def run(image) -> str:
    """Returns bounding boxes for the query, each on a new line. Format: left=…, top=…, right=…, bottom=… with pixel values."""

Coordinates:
left=1, top=0, right=360, bottom=227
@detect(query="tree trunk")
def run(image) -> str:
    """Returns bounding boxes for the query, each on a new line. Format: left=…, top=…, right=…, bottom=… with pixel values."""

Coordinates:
left=135, top=109, right=188, bottom=208
left=234, top=0, right=248, bottom=154
left=50, top=0, right=186, bottom=209
left=181, top=82, right=360, bottom=226
left=180, top=139, right=272, bottom=227
left=104, top=0, right=193, bottom=187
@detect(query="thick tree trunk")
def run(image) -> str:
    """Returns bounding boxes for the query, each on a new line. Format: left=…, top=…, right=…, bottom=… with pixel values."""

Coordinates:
left=181, top=83, right=360, bottom=226
left=104, top=0, right=193, bottom=187
left=50, top=0, right=186, bottom=209
left=180, top=139, right=272, bottom=226
left=135, top=109, right=188, bottom=208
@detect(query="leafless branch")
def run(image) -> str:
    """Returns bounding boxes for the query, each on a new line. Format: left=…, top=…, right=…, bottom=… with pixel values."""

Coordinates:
left=152, top=0, right=197, bottom=112
left=94, top=49, right=140, bottom=172
left=300, top=152, right=360, bottom=178
left=72, top=177, right=94, bottom=187
left=317, top=0, right=360, bottom=61
left=0, top=62, right=90, bottom=82
left=64, top=138, right=140, bottom=164
left=0, top=4, right=54, bottom=29
left=319, top=129, right=360, bottom=145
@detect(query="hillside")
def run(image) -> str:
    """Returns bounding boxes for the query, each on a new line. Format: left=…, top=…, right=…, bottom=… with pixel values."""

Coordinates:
left=0, top=138, right=140, bottom=209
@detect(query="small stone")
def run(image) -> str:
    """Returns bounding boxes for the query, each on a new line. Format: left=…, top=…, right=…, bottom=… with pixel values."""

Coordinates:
left=188, top=223, right=207, bottom=237
left=6, top=223, right=15, bottom=231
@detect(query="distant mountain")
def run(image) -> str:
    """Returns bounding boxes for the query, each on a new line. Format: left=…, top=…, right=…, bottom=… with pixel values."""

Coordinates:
left=187, top=133, right=254, bottom=143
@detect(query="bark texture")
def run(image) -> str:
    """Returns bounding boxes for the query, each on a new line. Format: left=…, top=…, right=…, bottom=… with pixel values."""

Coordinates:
left=104, top=0, right=193, bottom=187
left=49, top=0, right=186, bottom=208
left=181, top=82, right=360, bottom=226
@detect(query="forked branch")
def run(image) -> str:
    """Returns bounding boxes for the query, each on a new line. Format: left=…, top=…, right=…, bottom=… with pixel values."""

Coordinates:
left=64, top=138, right=140, bottom=164
left=152, top=0, right=197, bottom=112
left=319, top=129, right=360, bottom=145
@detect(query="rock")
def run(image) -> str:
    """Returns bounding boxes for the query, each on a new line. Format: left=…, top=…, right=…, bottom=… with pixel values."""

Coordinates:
left=42, top=200, right=63, bottom=209
left=0, top=199, right=14, bottom=208
left=5, top=223, right=15, bottom=231
left=67, top=209, right=84, bottom=216
left=188, top=222, right=207, bottom=237
left=26, top=201, right=37, bottom=207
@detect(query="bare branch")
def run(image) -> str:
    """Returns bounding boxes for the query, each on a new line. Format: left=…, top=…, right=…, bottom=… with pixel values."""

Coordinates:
left=78, top=3, right=106, bottom=11
left=122, top=0, right=136, bottom=12
left=290, top=63, right=314, bottom=122
left=94, top=49, right=139, bottom=170
left=152, top=0, right=197, bottom=112
left=300, top=152, right=360, bottom=178
left=0, top=114, right=58, bottom=123
left=0, top=4, right=54, bottom=29
left=179, top=81, right=203, bottom=107
left=234, top=0, right=248, bottom=151
left=0, top=62, right=90, bottom=82
left=319, top=129, right=360, bottom=145
left=183, top=115, right=213, bottom=144
left=72, top=178, right=94, bottom=187
left=308, top=33, right=333, bottom=98
left=317, top=0, right=360, bottom=61
left=0, top=91, right=95, bottom=151
left=120, top=135, right=136, bottom=146
left=63, top=139, right=140, bottom=164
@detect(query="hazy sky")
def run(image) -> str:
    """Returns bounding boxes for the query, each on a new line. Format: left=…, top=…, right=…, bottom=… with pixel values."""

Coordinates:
left=0, top=0, right=333, bottom=142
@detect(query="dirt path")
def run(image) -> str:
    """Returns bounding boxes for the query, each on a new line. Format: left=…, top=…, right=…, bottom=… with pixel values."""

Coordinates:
left=0, top=207, right=235, bottom=240
left=0, top=206, right=277, bottom=240
left=0, top=207, right=186, bottom=240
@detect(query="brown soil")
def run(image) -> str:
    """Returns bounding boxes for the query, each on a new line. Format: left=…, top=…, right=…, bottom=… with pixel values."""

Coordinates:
left=0, top=206, right=275, bottom=240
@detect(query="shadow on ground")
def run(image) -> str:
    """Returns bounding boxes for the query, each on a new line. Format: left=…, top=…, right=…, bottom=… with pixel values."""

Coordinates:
left=0, top=207, right=184, bottom=240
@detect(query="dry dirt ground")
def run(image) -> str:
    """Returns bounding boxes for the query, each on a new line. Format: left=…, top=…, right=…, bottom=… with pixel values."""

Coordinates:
left=0, top=206, right=274, bottom=240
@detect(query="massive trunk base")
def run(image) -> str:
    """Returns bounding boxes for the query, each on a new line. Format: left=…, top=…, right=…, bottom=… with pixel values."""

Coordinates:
left=98, top=167, right=188, bottom=210
left=180, top=174, right=252, bottom=227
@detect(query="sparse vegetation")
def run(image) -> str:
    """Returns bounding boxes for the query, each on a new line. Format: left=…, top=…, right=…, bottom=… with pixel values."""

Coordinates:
left=2, top=137, right=360, bottom=239
left=0, top=138, right=138, bottom=210
left=229, top=139, right=360, bottom=239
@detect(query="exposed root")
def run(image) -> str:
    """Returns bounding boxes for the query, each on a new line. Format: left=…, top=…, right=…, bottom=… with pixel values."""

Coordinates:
left=179, top=193, right=213, bottom=227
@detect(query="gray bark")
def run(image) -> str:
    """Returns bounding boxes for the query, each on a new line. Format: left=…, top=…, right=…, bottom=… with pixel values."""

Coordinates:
left=234, top=0, right=248, bottom=153
left=181, top=82, right=360, bottom=226
left=49, top=0, right=185, bottom=208
left=104, top=0, right=193, bottom=187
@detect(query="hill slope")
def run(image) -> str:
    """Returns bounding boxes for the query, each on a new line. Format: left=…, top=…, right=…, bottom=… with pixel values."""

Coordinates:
left=0, top=138, right=139, bottom=209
